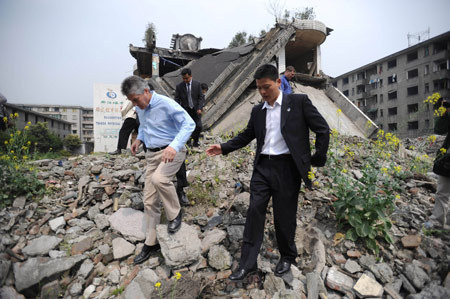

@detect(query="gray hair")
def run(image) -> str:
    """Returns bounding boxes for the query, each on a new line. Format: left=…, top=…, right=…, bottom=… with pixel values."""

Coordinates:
left=286, top=66, right=295, bottom=72
left=121, top=76, right=148, bottom=96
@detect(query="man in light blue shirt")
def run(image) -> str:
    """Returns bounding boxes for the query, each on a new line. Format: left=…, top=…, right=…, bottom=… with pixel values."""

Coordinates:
left=121, top=75, right=195, bottom=264
left=280, top=66, right=295, bottom=95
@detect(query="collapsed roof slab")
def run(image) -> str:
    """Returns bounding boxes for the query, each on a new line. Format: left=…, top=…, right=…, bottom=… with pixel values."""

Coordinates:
left=211, top=84, right=377, bottom=139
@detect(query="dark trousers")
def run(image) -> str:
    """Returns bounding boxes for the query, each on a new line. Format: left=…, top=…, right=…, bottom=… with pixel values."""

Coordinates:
left=117, top=118, right=139, bottom=150
left=187, top=108, right=202, bottom=144
left=175, top=161, right=189, bottom=192
left=239, top=155, right=301, bottom=271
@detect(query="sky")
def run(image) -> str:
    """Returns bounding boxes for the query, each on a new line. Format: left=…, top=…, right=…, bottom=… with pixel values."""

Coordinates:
left=0, top=0, right=449, bottom=108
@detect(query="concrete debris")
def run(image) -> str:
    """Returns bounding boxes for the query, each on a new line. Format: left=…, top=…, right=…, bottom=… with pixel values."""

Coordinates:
left=0, top=132, right=448, bottom=298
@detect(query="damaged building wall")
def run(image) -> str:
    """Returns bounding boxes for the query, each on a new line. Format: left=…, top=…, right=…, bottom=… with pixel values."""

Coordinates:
left=130, top=19, right=378, bottom=139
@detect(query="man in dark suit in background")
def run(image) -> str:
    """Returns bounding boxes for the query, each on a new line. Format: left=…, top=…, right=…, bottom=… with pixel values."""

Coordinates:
left=206, top=64, right=329, bottom=280
left=175, top=68, right=204, bottom=147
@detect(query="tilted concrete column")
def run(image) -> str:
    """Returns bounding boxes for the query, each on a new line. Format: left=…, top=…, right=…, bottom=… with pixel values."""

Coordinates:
left=277, top=47, right=286, bottom=74
left=315, top=45, right=322, bottom=76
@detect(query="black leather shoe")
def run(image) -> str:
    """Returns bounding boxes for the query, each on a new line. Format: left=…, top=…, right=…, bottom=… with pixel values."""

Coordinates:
left=133, top=244, right=160, bottom=265
left=229, top=268, right=257, bottom=281
left=109, top=149, right=121, bottom=155
left=275, top=260, right=291, bottom=276
left=177, top=190, right=189, bottom=206
left=168, top=211, right=182, bottom=233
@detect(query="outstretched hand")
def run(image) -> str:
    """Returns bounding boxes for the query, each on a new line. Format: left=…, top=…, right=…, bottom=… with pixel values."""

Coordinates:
left=206, top=144, right=222, bottom=156
left=131, top=140, right=141, bottom=155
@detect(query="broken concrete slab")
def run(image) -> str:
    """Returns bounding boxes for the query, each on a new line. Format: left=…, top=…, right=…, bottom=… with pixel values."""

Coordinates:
left=109, top=208, right=146, bottom=241
left=353, top=274, right=383, bottom=298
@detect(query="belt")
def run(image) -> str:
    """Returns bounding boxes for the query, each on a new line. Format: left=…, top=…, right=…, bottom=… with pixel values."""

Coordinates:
left=260, top=154, right=292, bottom=160
left=148, top=145, right=169, bottom=152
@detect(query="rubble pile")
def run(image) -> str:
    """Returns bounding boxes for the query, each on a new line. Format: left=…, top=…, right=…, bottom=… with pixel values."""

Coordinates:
left=0, top=134, right=449, bottom=299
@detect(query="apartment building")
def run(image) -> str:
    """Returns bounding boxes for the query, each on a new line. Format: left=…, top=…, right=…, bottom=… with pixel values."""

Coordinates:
left=331, top=31, right=450, bottom=138
left=14, top=104, right=94, bottom=142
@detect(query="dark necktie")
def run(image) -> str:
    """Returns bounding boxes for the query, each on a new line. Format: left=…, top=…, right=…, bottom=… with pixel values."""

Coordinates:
left=187, top=83, right=194, bottom=109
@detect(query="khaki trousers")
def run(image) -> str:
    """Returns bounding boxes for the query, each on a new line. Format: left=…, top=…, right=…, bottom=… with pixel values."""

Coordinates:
left=143, top=147, right=186, bottom=246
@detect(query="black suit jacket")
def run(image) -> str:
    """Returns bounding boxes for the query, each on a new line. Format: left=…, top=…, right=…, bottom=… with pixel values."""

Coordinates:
left=175, top=80, right=205, bottom=111
left=221, top=93, right=330, bottom=188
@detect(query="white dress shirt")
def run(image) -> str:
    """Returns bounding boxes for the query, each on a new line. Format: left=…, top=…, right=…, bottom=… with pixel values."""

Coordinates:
left=261, top=92, right=290, bottom=155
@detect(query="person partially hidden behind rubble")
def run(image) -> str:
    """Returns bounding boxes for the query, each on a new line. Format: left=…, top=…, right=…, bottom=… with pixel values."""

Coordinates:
left=280, top=66, right=295, bottom=95
left=206, top=64, right=330, bottom=280
left=175, top=68, right=205, bottom=147
left=121, top=75, right=195, bottom=264
left=427, top=97, right=450, bottom=230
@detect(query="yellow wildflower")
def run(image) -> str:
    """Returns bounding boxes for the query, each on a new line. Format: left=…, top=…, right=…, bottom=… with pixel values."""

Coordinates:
left=427, top=135, right=437, bottom=143
left=10, top=150, right=14, bottom=154
left=23, top=155, right=28, bottom=160
left=337, top=108, right=342, bottom=114
left=24, top=126, right=29, bottom=130
left=342, top=168, right=347, bottom=174
left=14, top=112, right=18, bottom=118
left=154, top=282, right=161, bottom=288
left=393, top=166, right=402, bottom=173
left=3, top=116, right=7, bottom=123
left=440, top=148, right=447, bottom=154
left=174, top=272, right=181, bottom=280
left=395, top=194, right=400, bottom=199
left=4, top=140, right=8, bottom=145
left=27, top=121, right=31, bottom=125
left=380, top=167, right=388, bottom=174
left=27, top=141, right=31, bottom=145
left=307, top=171, right=315, bottom=180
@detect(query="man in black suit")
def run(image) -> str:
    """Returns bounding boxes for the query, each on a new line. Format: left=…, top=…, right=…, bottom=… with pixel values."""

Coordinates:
left=206, top=64, right=329, bottom=280
left=175, top=68, right=204, bottom=147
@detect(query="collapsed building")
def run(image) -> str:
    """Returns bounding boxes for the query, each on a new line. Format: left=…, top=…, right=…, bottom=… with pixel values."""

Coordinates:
left=129, top=19, right=378, bottom=139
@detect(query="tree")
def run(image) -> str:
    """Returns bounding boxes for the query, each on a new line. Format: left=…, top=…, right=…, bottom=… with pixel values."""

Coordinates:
left=267, top=0, right=285, bottom=23
left=63, top=134, right=81, bottom=152
left=143, top=23, right=156, bottom=50
left=27, top=122, right=63, bottom=153
left=293, top=7, right=316, bottom=20
left=228, top=31, right=248, bottom=48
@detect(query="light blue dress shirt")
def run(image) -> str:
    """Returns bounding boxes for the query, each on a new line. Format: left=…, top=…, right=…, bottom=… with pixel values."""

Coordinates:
left=280, top=75, right=292, bottom=94
left=136, top=91, right=195, bottom=152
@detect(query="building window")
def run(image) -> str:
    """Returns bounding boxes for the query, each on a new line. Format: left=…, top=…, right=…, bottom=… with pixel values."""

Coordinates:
left=357, top=72, right=365, bottom=80
left=387, top=59, right=397, bottom=69
left=62, top=108, right=67, bottom=112
left=380, top=94, right=384, bottom=103
left=424, top=65, right=429, bottom=75
left=379, top=79, right=383, bottom=87
left=343, top=77, right=349, bottom=85
left=407, top=103, right=419, bottom=113
left=35, top=116, right=38, bottom=123
left=407, top=86, right=419, bottom=96
left=332, top=81, right=337, bottom=87
left=25, top=113, right=28, bottom=122
left=343, top=90, right=349, bottom=96
left=435, top=60, right=448, bottom=71
left=388, top=75, right=397, bottom=84
left=425, top=119, right=430, bottom=128
left=72, top=115, right=77, bottom=120
left=408, top=121, right=419, bottom=130
left=388, top=91, right=397, bottom=100
left=72, top=109, right=77, bottom=112
left=407, top=51, right=418, bottom=62
left=407, top=68, right=418, bottom=79
left=424, top=46, right=429, bottom=57
left=51, top=119, right=54, bottom=128
left=352, top=88, right=355, bottom=96
left=72, top=130, right=77, bottom=134
left=388, top=107, right=397, bottom=115
left=425, top=83, right=429, bottom=93
left=380, top=109, right=383, bottom=117
left=388, top=123, right=397, bottom=131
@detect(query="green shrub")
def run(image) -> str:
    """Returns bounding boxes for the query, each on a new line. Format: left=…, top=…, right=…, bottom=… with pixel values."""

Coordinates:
left=63, top=134, right=81, bottom=152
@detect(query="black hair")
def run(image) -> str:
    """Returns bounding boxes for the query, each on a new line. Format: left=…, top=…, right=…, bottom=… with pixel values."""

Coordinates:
left=201, top=83, right=208, bottom=91
left=181, top=68, right=192, bottom=76
left=254, top=64, right=278, bottom=82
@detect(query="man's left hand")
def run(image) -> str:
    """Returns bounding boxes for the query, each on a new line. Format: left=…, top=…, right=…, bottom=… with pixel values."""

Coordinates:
left=197, top=109, right=202, bottom=115
left=162, top=146, right=176, bottom=163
